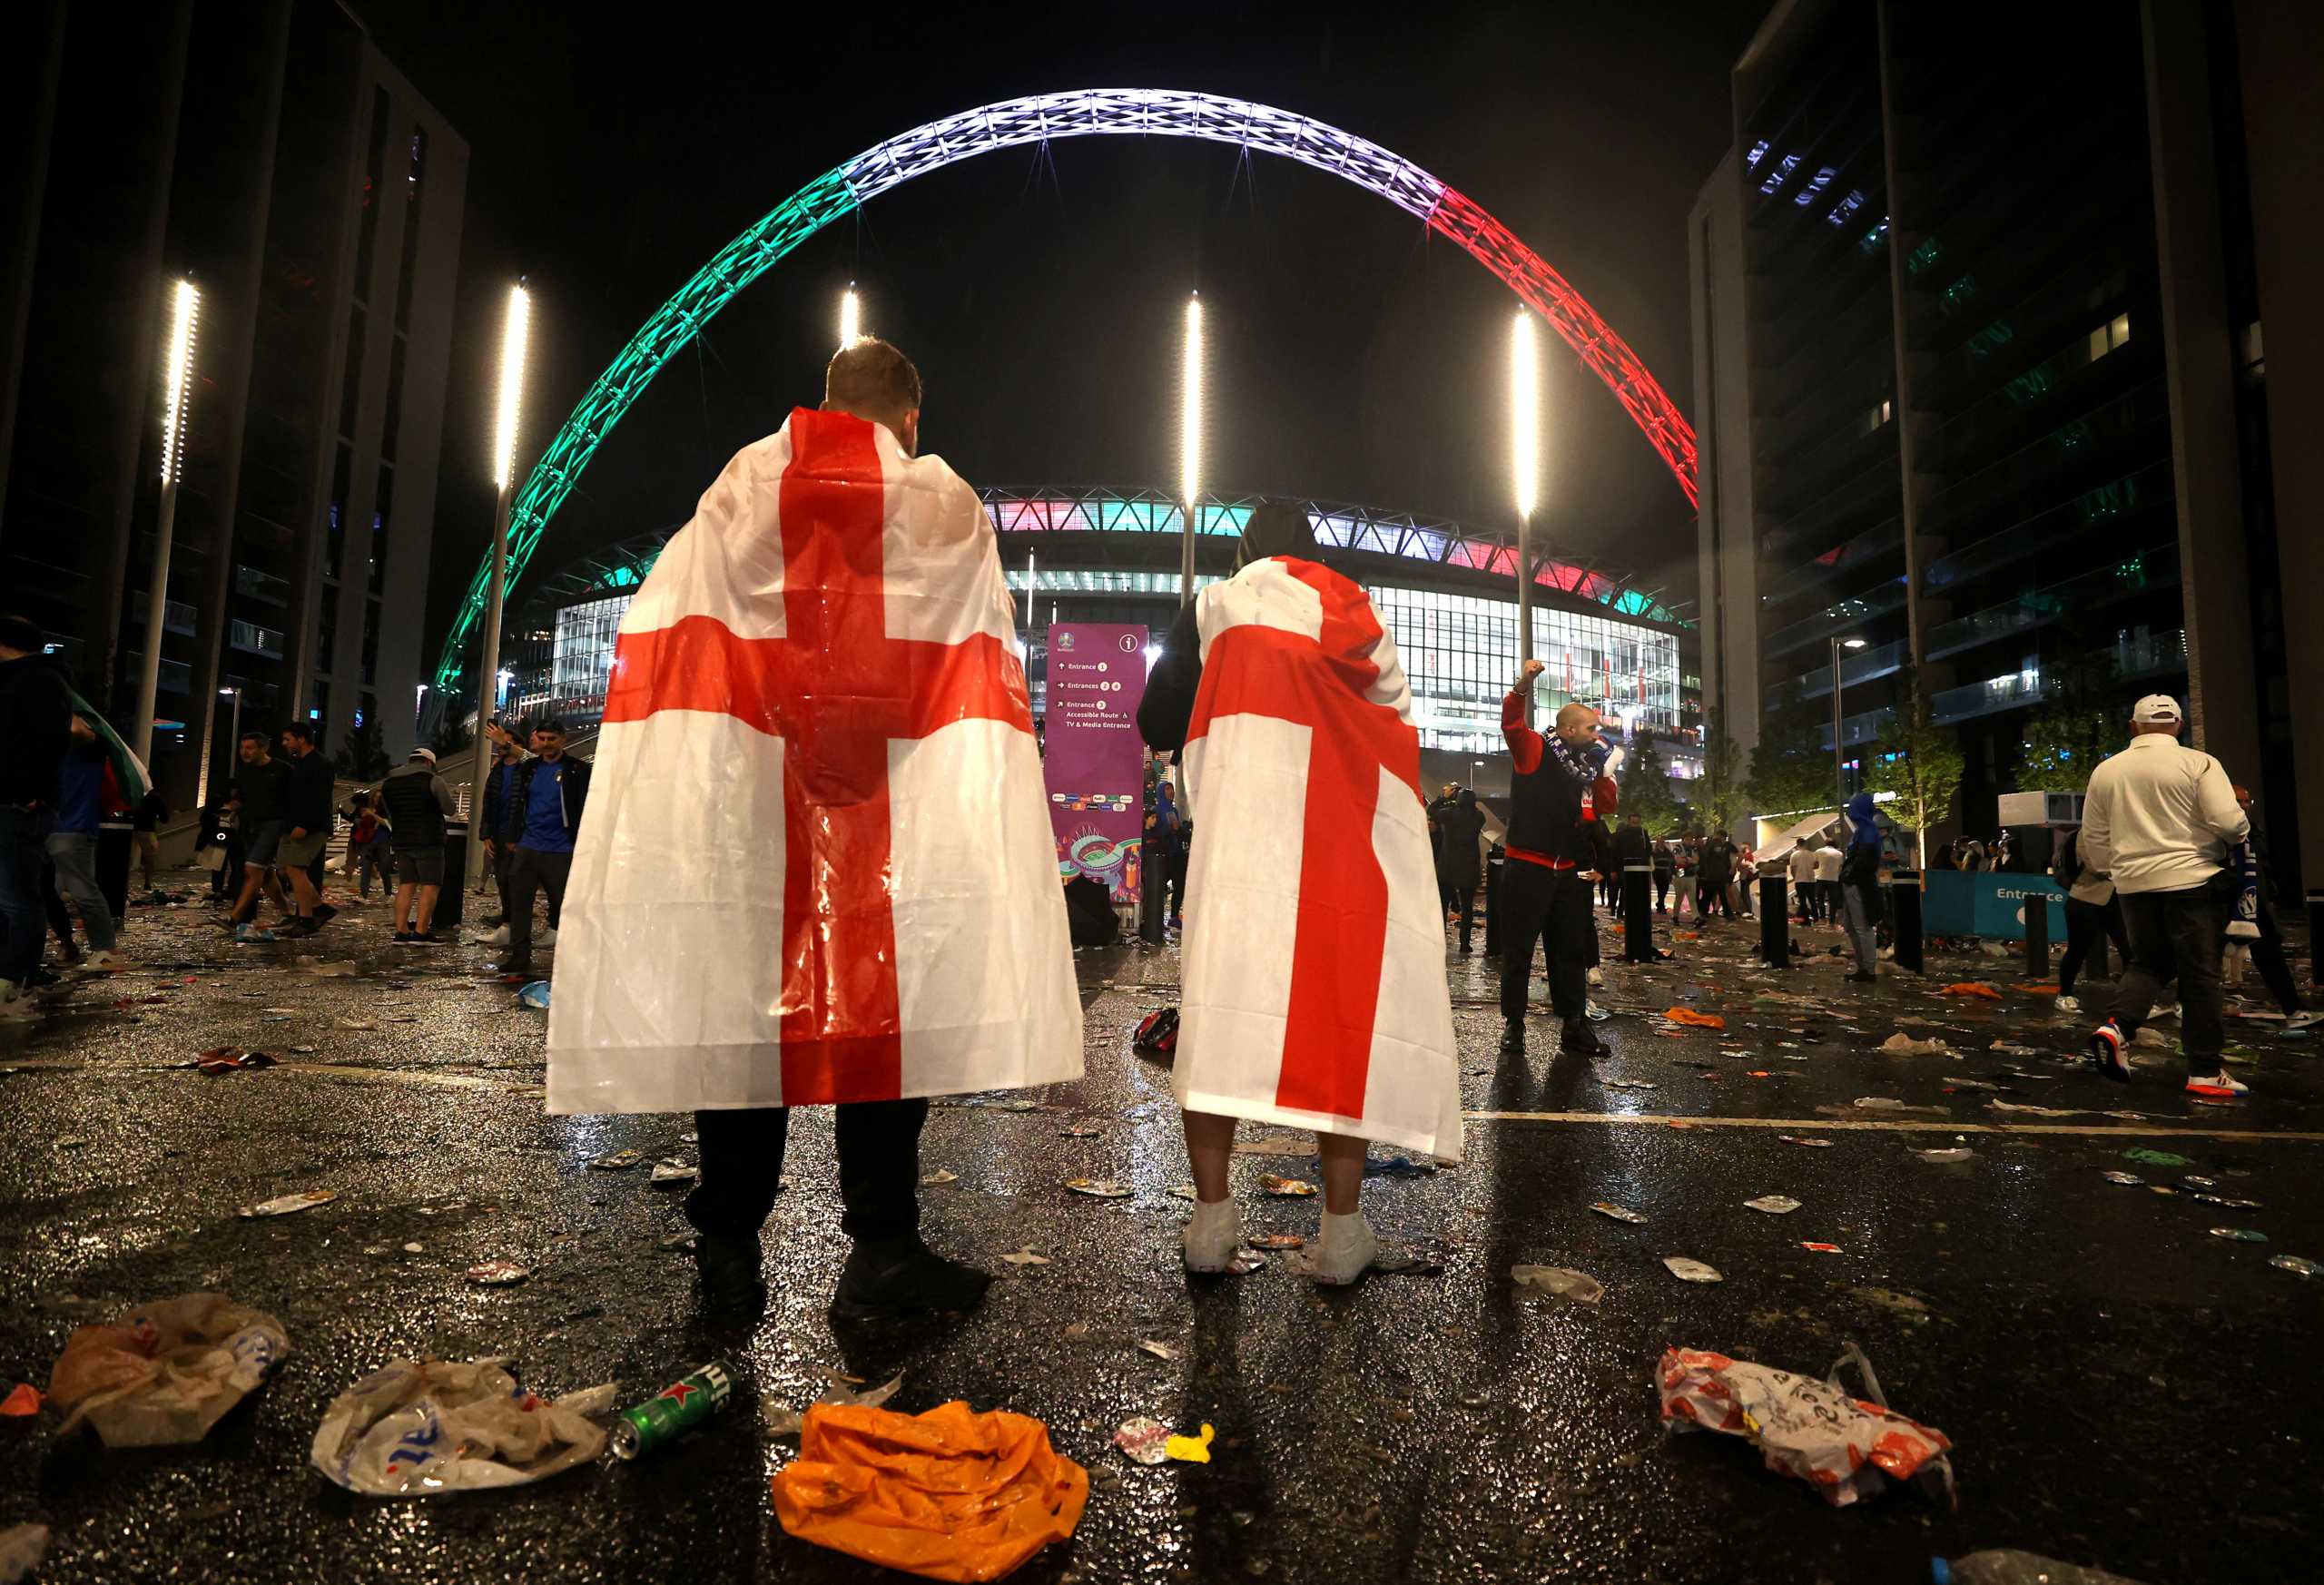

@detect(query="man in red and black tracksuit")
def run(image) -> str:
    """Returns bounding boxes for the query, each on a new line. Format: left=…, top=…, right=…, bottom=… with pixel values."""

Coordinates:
left=1498, top=657, right=1613, bottom=1059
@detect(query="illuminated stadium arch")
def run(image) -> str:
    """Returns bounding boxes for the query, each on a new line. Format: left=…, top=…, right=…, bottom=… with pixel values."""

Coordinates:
left=434, top=89, right=1699, bottom=693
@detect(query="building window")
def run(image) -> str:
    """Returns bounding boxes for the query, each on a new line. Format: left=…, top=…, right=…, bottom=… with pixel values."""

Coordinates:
left=350, top=89, right=389, bottom=305
left=2087, top=312, right=2131, bottom=362
left=393, top=127, right=428, bottom=333
left=369, top=463, right=392, bottom=597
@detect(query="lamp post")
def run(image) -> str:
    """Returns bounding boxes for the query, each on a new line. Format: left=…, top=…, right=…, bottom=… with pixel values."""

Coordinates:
left=135, top=277, right=202, bottom=766
left=838, top=283, right=861, bottom=349
left=205, top=684, right=241, bottom=807
left=468, top=282, right=531, bottom=886
left=1831, top=635, right=1867, bottom=804
left=1510, top=310, right=1542, bottom=714
left=1178, top=292, right=1203, bottom=607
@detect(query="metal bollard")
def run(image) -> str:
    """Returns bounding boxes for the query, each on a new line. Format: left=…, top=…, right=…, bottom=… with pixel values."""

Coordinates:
left=1888, top=872, right=1924, bottom=975
left=1758, top=873, right=1788, bottom=968
left=2024, top=891, right=2050, bottom=980
left=1624, top=862, right=1654, bottom=962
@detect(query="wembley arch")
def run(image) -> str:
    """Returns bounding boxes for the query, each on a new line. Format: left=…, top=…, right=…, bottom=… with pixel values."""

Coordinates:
left=433, top=88, right=1699, bottom=694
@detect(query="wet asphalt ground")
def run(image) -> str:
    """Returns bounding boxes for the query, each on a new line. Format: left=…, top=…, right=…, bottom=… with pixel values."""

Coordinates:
left=2, top=872, right=2319, bottom=1585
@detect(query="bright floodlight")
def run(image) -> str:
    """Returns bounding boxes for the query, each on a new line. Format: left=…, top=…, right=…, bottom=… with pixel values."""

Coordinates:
left=159, top=279, right=201, bottom=482
left=1510, top=309, right=1541, bottom=522
left=838, top=284, right=862, bottom=349
left=1842, top=637, right=1868, bottom=649
left=493, top=284, right=532, bottom=489
left=1180, top=293, right=1204, bottom=517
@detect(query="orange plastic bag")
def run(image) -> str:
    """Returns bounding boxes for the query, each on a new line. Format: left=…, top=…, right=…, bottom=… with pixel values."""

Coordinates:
left=1662, top=1008, right=1726, bottom=1029
left=1936, top=982, right=2002, bottom=999
left=773, top=1401, right=1088, bottom=1582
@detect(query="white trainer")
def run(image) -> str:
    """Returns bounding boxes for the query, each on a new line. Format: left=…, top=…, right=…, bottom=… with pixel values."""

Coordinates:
left=1181, top=1196, right=1240, bottom=1275
left=2053, top=994, right=2081, bottom=1014
left=2184, top=1071, right=2250, bottom=1098
left=2286, top=1010, right=2324, bottom=1032
left=1309, top=1210, right=1379, bottom=1286
left=1586, top=967, right=1605, bottom=989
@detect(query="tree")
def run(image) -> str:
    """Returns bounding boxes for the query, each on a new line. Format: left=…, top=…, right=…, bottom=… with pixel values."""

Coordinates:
left=339, top=714, right=390, bottom=781
left=1696, top=726, right=1751, bottom=837
left=1865, top=666, right=1965, bottom=869
left=1621, top=734, right=1680, bottom=832
left=2016, top=704, right=2116, bottom=793
left=1746, top=679, right=1832, bottom=818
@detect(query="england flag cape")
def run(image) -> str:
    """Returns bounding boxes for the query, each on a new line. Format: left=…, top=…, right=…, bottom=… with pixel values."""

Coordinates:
left=1175, top=556, right=1462, bottom=1160
left=546, top=408, right=1081, bottom=1114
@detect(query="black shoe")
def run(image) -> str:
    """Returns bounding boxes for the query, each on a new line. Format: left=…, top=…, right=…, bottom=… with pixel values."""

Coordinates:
left=313, top=904, right=337, bottom=924
left=692, top=1230, right=767, bottom=1312
left=1560, top=1018, right=1609, bottom=1058
left=1498, top=1019, right=1525, bottom=1056
left=392, top=930, right=414, bottom=943
left=493, top=956, right=533, bottom=976
left=829, top=1238, right=991, bottom=1320
left=1848, top=971, right=1877, bottom=982
left=410, top=932, right=446, bottom=947
left=1458, top=940, right=1473, bottom=956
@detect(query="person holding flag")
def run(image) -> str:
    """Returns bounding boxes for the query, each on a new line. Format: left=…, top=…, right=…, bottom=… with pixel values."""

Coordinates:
left=1138, top=503, right=1461, bottom=1285
left=547, top=338, right=1080, bottom=1319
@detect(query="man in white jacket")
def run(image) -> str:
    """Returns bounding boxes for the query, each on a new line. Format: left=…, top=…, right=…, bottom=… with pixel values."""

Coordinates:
left=2080, top=695, right=2250, bottom=1097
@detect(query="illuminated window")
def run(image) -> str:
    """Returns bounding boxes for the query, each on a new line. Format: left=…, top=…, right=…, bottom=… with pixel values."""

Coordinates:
left=2087, top=312, right=2131, bottom=362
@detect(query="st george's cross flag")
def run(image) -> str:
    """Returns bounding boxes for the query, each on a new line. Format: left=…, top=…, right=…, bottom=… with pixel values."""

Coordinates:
left=1174, top=557, right=1462, bottom=1160
left=546, top=408, right=1082, bottom=1114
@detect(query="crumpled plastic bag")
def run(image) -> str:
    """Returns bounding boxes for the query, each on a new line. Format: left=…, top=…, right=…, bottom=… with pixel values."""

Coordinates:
left=1936, top=982, right=2002, bottom=999
left=1662, top=1008, right=1727, bottom=1029
left=310, top=1357, right=616, bottom=1496
left=1878, top=1033, right=1949, bottom=1056
left=773, top=1400, right=1088, bottom=1582
left=1657, top=1343, right=1954, bottom=1507
left=47, top=1294, right=289, bottom=1446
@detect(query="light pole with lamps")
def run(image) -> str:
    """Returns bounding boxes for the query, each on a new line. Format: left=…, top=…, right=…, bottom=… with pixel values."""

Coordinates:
left=204, top=684, right=241, bottom=808
left=468, top=282, right=532, bottom=886
left=1177, top=292, right=1203, bottom=607
left=1831, top=635, right=1867, bottom=804
left=1510, top=310, right=1542, bottom=713
left=135, top=277, right=202, bottom=765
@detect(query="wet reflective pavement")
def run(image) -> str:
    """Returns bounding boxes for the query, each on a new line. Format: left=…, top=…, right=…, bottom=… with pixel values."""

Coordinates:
left=3, top=880, right=2319, bottom=1584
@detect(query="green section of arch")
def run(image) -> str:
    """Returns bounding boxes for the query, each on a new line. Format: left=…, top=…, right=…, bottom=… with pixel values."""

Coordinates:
left=433, top=165, right=855, bottom=694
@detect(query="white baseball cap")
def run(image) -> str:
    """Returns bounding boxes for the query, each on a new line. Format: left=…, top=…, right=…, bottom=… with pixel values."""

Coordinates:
left=409, top=747, right=438, bottom=763
left=2131, top=694, right=2181, bottom=725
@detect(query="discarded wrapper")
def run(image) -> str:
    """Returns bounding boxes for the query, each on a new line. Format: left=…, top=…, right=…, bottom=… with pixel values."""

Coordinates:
left=237, top=1188, right=337, bottom=1218
left=2271, top=1255, right=2320, bottom=1277
left=1512, top=1265, right=1602, bottom=1304
left=998, top=1248, right=1050, bottom=1266
left=920, top=1169, right=959, bottom=1186
left=648, top=1161, right=697, bottom=1185
left=1258, top=1175, right=1317, bottom=1197
left=310, top=1357, right=616, bottom=1496
left=1663, top=1256, right=1723, bottom=1283
left=1936, top=982, right=2001, bottom=999
left=1065, top=1179, right=1132, bottom=1198
left=1590, top=1201, right=1649, bottom=1225
left=1165, top=1423, right=1216, bottom=1462
left=47, top=1294, right=290, bottom=1447
left=1250, top=1233, right=1306, bottom=1250
left=465, top=1263, right=530, bottom=1286
left=1877, top=1035, right=1948, bottom=1057
left=1777, top=1135, right=1836, bottom=1148
left=517, top=980, right=552, bottom=1009
left=1137, top=1339, right=1182, bottom=1362
left=762, top=1370, right=903, bottom=1438
left=1743, top=1196, right=1801, bottom=1215
left=1603, top=1078, right=1659, bottom=1091
left=2209, top=1227, right=2268, bottom=1243
left=1913, top=1148, right=1974, bottom=1163
left=0, top=1524, right=48, bottom=1585
left=0, top=1383, right=41, bottom=1416
left=1657, top=1343, right=1954, bottom=1507
left=1114, top=1415, right=1171, bottom=1464
left=1800, top=1242, right=1843, bottom=1255
left=1663, top=1008, right=1727, bottom=1029
left=592, top=1149, right=644, bottom=1171
left=2124, top=1148, right=2190, bottom=1167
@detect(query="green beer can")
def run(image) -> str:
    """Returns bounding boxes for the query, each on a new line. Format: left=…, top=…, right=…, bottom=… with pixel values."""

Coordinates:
left=609, top=1359, right=738, bottom=1460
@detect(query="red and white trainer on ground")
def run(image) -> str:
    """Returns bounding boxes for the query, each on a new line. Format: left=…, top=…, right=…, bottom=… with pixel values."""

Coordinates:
left=2184, top=1071, right=2250, bottom=1098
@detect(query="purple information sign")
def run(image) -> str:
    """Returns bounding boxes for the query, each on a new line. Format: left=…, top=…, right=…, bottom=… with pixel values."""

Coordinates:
left=1042, top=623, right=1149, bottom=901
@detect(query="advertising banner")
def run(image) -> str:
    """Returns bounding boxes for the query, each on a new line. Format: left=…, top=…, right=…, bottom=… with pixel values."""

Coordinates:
left=1042, top=623, right=1148, bottom=901
left=1922, top=870, right=2067, bottom=941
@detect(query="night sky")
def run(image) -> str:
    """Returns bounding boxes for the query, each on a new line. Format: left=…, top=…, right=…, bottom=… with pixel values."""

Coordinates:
left=368, top=2, right=1763, bottom=640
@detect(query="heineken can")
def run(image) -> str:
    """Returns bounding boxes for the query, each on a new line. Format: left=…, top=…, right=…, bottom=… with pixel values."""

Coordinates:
left=609, top=1359, right=738, bottom=1460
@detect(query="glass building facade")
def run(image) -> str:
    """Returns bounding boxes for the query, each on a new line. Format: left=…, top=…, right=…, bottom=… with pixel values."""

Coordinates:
left=534, top=566, right=1686, bottom=761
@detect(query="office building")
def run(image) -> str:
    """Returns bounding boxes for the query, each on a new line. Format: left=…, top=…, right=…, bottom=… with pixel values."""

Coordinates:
left=1, top=0, right=468, bottom=806
left=1690, top=0, right=2319, bottom=893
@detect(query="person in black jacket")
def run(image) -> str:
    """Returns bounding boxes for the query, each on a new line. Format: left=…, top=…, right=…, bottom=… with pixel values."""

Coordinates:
left=1497, top=658, right=1612, bottom=1059
left=273, top=721, right=335, bottom=935
left=478, top=727, right=529, bottom=937
left=379, top=748, right=458, bottom=942
left=496, top=719, right=591, bottom=977
left=227, top=730, right=294, bottom=939
left=0, top=615, right=73, bottom=1013
left=1436, top=787, right=1486, bottom=954
left=1699, top=832, right=1738, bottom=921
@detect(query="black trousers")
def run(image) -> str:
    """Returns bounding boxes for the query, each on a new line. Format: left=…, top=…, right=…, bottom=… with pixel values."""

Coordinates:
left=2117, top=878, right=2230, bottom=1067
left=2059, top=896, right=2129, bottom=995
left=1653, top=872, right=1670, bottom=910
left=505, top=845, right=572, bottom=960
left=1447, top=878, right=1478, bottom=949
left=685, top=1098, right=929, bottom=1245
left=1700, top=872, right=1733, bottom=919
left=1498, top=861, right=1592, bottom=1022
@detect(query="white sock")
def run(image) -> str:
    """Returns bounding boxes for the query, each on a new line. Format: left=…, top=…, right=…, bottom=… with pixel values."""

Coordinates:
left=1312, top=1209, right=1378, bottom=1285
left=1183, top=1196, right=1240, bottom=1272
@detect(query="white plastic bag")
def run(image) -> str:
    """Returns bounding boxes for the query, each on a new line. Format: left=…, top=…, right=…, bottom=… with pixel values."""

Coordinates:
left=310, top=1357, right=616, bottom=1496
left=1658, top=1343, right=1954, bottom=1506
left=47, top=1294, right=289, bottom=1447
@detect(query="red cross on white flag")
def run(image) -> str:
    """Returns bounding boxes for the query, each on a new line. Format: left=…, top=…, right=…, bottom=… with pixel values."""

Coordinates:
left=547, top=409, right=1082, bottom=1113
left=1174, top=558, right=1462, bottom=1160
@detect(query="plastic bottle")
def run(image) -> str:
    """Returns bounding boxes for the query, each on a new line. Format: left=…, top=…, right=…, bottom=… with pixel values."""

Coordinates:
left=1933, top=1553, right=2146, bottom=1585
